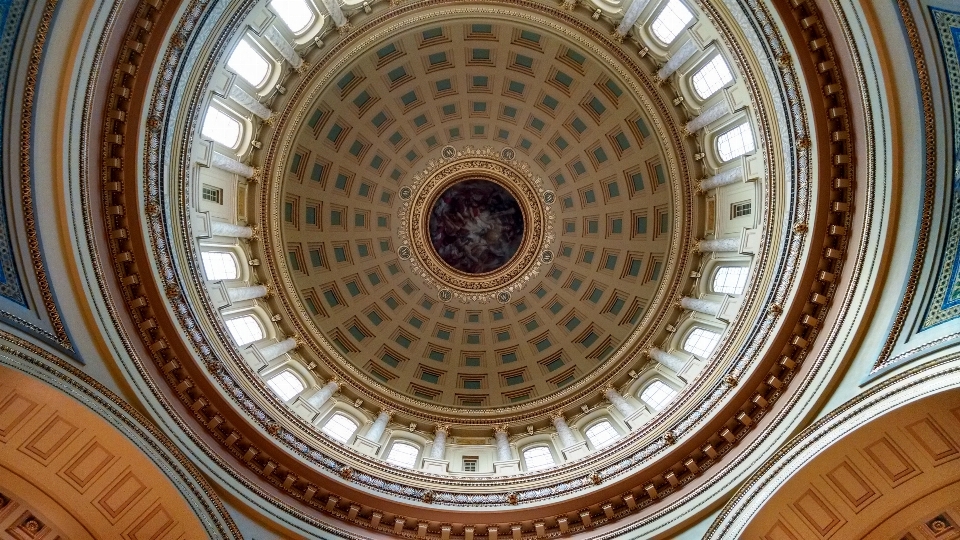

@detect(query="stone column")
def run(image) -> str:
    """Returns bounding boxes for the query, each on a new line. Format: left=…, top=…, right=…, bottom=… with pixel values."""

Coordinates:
left=306, top=379, right=339, bottom=408
left=210, top=222, right=255, bottom=239
left=648, top=347, right=687, bottom=373
left=658, top=40, right=698, bottom=80
left=211, top=152, right=257, bottom=178
left=494, top=427, right=512, bottom=462
left=685, top=100, right=731, bottom=134
left=615, top=0, right=652, bottom=37
left=551, top=413, right=578, bottom=448
left=228, top=284, right=268, bottom=302
left=264, top=26, right=303, bottom=70
left=228, top=86, right=273, bottom=120
left=680, top=296, right=722, bottom=317
left=257, top=337, right=297, bottom=362
left=695, top=237, right=740, bottom=253
left=603, top=387, right=636, bottom=416
left=699, top=167, right=743, bottom=192
left=318, top=0, right=348, bottom=27
left=365, top=410, right=392, bottom=442
left=430, top=425, right=448, bottom=460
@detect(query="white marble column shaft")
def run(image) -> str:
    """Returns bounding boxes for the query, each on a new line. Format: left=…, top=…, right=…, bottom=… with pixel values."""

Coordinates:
left=319, top=0, right=347, bottom=27
left=210, top=222, right=254, bottom=238
left=430, top=428, right=447, bottom=460
left=697, top=237, right=740, bottom=252
left=264, top=26, right=303, bottom=70
left=228, top=86, right=273, bottom=120
left=211, top=152, right=256, bottom=178
left=306, top=380, right=339, bottom=408
left=680, top=296, right=722, bottom=317
left=700, top=167, right=743, bottom=192
left=686, top=100, right=731, bottom=133
left=551, top=415, right=578, bottom=448
left=494, top=429, right=512, bottom=462
left=228, top=285, right=268, bottom=302
left=604, top=387, right=636, bottom=416
left=365, top=411, right=391, bottom=442
left=658, top=40, right=698, bottom=80
left=649, top=347, right=686, bottom=373
left=257, top=337, right=297, bottom=362
left=615, top=0, right=652, bottom=36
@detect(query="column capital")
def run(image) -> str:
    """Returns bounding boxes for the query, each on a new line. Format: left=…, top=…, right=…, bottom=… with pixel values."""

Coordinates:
left=435, top=424, right=450, bottom=434
left=493, top=424, right=510, bottom=435
left=379, top=409, right=394, bottom=419
left=549, top=410, right=566, bottom=421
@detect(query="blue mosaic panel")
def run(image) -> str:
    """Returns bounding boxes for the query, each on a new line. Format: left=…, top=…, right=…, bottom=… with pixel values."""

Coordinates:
left=924, top=7, right=960, bottom=328
left=0, top=0, right=27, bottom=305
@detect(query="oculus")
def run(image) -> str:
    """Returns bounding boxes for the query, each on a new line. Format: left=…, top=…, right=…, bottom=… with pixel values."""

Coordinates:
left=428, top=179, right=524, bottom=274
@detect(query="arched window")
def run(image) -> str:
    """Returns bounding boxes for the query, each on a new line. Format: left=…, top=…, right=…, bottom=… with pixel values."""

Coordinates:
left=201, top=106, right=242, bottom=148
left=385, top=441, right=420, bottom=468
left=201, top=251, right=238, bottom=280
left=692, top=55, right=734, bottom=99
left=585, top=420, right=620, bottom=449
left=716, top=123, right=756, bottom=162
left=522, top=446, right=556, bottom=471
left=640, top=380, right=678, bottom=411
left=650, top=0, right=694, bottom=45
left=225, top=315, right=264, bottom=346
left=322, top=413, right=359, bottom=443
left=266, top=370, right=304, bottom=401
left=683, top=327, right=721, bottom=357
left=270, top=0, right=315, bottom=34
left=713, top=266, right=749, bottom=295
left=227, top=39, right=271, bottom=87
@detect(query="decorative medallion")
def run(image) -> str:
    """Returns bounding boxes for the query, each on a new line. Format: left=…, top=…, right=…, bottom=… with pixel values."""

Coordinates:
left=398, top=146, right=555, bottom=302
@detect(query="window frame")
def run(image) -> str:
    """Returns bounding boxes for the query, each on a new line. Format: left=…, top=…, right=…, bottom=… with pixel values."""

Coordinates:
left=712, top=265, right=750, bottom=295
left=201, top=103, right=245, bottom=150
left=584, top=419, right=621, bottom=450
left=639, top=379, right=678, bottom=411
left=649, top=0, right=695, bottom=46
left=385, top=440, right=421, bottom=468
left=715, top=122, right=756, bottom=162
left=224, top=314, right=264, bottom=346
left=270, top=0, right=317, bottom=35
left=522, top=444, right=557, bottom=472
left=226, top=37, right=273, bottom=88
left=201, top=251, right=239, bottom=281
left=265, top=369, right=305, bottom=402
left=691, top=53, right=734, bottom=100
left=682, top=326, right=722, bottom=358
left=321, top=412, right=360, bottom=443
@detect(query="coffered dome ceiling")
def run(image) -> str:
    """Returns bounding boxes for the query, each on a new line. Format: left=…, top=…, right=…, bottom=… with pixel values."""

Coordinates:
left=270, top=15, right=687, bottom=413
left=88, top=0, right=860, bottom=534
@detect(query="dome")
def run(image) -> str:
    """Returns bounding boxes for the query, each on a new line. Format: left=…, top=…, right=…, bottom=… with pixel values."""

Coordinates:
left=9, top=0, right=957, bottom=537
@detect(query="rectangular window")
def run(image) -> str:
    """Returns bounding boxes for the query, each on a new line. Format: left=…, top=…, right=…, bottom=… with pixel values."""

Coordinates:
left=731, top=200, right=752, bottom=218
left=202, top=185, right=223, bottom=204
left=463, top=457, right=479, bottom=472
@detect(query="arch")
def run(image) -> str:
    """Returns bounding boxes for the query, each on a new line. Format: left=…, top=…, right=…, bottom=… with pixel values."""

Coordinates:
left=584, top=419, right=620, bottom=449
left=639, top=379, right=678, bottom=411
left=201, top=251, right=239, bottom=280
left=716, top=122, right=756, bottom=162
left=227, top=38, right=272, bottom=87
left=385, top=440, right=420, bottom=468
left=225, top=314, right=265, bottom=346
left=265, top=369, right=305, bottom=402
left=270, top=0, right=316, bottom=34
left=682, top=326, right=722, bottom=357
left=712, top=265, right=749, bottom=295
left=522, top=445, right=556, bottom=471
left=201, top=104, right=243, bottom=149
left=650, top=0, right=694, bottom=45
left=321, top=412, right=359, bottom=443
